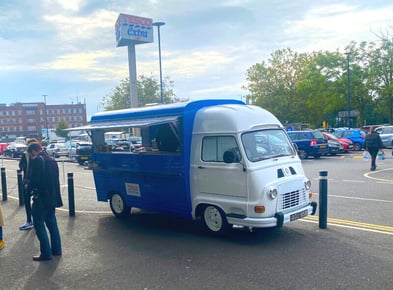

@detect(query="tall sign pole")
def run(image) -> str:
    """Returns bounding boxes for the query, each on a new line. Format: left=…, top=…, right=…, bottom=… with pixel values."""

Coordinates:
left=128, top=45, right=138, bottom=108
left=345, top=51, right=351, bottom=128
left=152, top=22, right=165, bottom=104
left=42, top=94, right=49, bottom=140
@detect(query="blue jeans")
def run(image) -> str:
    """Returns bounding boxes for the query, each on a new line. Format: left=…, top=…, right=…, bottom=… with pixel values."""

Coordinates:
left=32, top=201, right=62, bottom=258
left=0, top=227, right=2, bottom=240
left=23, top=189, right=33, bottom=223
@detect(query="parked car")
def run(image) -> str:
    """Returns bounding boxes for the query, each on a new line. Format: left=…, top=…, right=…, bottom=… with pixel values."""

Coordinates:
left=333, top=129, right=366, bottom=151
left=287, top=130, right=329, bottom=159
left=375, top=125, right=393, bottom=148
left=68, top=141, right=92, bottom=164
left=322, top=131, right=354, bottom=152
left=326, top=139, right=343, bottom=155
left=45, top=142, right=69, bottom=158
left=129, top=136, right=143, bottom=151
left=3, top=143, right=27, bottom=158
left=0, top=143, right=9, bottom=155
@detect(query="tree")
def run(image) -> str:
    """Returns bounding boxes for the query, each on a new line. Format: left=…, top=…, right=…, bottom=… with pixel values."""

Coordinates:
left=244, top=48, right=315, bottom=125
left=102, top=75, right=185, bottom=111
left=55, top=119, right=69, bottom=138
left=370, top=30, right=393, bottom=124
left=296, top=50, right=344, bottom=127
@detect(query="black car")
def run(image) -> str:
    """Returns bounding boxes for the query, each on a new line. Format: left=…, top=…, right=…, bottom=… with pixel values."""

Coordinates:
left=326, top=139, right=343, bottom=155
left=3, top=143, right=27, bottom=158
left=68, top=141, right=92, bottom=165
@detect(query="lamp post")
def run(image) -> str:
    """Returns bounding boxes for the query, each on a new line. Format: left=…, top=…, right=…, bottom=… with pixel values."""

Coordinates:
left=152, top=21, right=165, bottom=104
left=42, top=94, right=49, bottom=140
left=345, top=51, right=351, bottom=128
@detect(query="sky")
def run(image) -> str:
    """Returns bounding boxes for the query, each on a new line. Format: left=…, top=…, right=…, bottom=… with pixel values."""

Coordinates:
left=0, top=0, right=392, bottom=119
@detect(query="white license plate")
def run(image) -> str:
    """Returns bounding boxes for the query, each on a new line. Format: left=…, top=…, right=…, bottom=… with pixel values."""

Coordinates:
left=290, top=209, right=308, bottom=221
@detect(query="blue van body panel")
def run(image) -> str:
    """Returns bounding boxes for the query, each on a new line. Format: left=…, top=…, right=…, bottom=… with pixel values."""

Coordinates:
left=90, top=99, right=244, bottom=219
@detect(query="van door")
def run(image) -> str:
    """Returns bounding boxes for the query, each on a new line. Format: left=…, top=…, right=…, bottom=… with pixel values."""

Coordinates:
left=196, top=136, right=247, bottom=198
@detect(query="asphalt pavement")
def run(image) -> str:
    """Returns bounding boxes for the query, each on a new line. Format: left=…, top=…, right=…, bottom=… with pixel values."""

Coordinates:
left=0, top=155, right=392, bottom=289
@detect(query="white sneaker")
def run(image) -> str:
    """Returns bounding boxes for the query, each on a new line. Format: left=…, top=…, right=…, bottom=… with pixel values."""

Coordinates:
left=19, top=222, right=34, bottom=230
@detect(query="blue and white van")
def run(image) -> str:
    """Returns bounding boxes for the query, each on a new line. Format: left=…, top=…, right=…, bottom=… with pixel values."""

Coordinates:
left=74, top=99, right=316, bottom=234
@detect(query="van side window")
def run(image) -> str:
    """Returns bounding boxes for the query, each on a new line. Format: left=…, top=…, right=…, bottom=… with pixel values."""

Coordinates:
left=156, top=124, right=179, bottom=152
left=202, top=136, right=240, bottom=162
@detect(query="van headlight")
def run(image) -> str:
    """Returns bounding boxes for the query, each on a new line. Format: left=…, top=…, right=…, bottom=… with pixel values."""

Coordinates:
left=269, top=187, right=278, bottom=199
left=304, top=179, right=311, bottom=190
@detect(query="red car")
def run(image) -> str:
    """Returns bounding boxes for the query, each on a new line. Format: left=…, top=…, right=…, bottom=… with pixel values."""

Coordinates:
left=322, top=132, right=354, bottom=152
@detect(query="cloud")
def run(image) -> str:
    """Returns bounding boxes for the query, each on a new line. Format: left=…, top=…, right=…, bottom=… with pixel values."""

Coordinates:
left=42, top=9, right=117, bottom=45
left=286, top=3, right=393, bottom=52
left=56, top=0, right=82, bottom=11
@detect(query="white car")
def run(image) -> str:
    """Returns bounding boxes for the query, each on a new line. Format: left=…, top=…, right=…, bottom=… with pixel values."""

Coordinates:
left=375, top=126, right=393, bottom=148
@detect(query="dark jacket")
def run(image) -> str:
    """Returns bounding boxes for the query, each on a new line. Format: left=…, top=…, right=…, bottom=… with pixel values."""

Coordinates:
left=365, top=132, right=384, bottom=149
left=27, top=151, right=63, bottom=209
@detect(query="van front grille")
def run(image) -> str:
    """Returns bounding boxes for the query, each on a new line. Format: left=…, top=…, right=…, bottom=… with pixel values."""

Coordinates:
left=277, top=189, right=307, bottom=211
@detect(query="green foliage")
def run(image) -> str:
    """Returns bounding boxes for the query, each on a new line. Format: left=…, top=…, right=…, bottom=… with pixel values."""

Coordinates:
left=102, top=75, right=186, bottom=111
left=244, top=30, right=393, bottom=128
left=55, top=118, right=69, bottom=138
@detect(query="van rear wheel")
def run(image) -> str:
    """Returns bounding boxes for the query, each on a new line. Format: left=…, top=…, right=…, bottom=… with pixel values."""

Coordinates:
left=202, top=205, right=230, bottom=235
left=109, top=193, right=131, bottom=218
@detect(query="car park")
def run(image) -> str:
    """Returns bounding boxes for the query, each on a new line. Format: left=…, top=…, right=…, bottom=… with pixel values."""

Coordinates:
left=3, top=143, right=27, bottom=158
left=322, top=131, right=354, bottom=152
left=332, top=129, right=366, bottom=151
left=375, top=125, right=393, bottom=148
left=287, top=130, right=329, bottom=159
left=45, top=142, right=69, bottom=158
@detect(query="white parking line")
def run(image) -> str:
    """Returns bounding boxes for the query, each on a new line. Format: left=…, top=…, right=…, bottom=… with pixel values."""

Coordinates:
left=313, top=192, right=393, bottom=203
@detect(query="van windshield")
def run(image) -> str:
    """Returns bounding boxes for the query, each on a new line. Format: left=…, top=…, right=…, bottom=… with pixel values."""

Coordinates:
left=242, top=129, right=296, bottom=162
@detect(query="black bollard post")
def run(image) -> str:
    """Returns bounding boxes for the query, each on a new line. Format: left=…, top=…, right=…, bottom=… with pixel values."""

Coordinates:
left=68, top=172, right=75, bottom=217
left=1, top=167, right=7, bottom=201
left=17, top=169, right=24, bottom=206
left=319, top=171, right=328, bottom=229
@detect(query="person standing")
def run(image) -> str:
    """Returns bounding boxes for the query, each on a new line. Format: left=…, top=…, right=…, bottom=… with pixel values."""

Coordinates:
left=364, top=129, right=384, bottom=171
left=18, top=138, right=37, bottom=230
left=26, top=142, right=63, bottom=261
left=0, top=203, right=4, bottom=250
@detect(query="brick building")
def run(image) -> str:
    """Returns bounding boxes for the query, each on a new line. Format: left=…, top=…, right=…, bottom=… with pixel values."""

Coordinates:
left=0, top=102, right=87, bottom=142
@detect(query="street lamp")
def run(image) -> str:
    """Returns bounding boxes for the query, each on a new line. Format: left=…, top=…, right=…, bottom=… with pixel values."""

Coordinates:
left=152, top=21, right=165, bottom=104
left=345, top=51, right=351, bottom=128
left=42, top=94, right=49, bottom=140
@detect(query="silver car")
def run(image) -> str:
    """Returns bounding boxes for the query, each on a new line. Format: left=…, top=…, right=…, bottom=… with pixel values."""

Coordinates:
left=45, top=142, right=69, bottom=158
left=375, top=126, right=393, bottom=148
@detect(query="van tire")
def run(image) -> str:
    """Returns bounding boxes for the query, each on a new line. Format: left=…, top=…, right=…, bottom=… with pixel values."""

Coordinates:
left=109, top=193, right=131, bottom=218
left=202, top=205, right=230, bottom=235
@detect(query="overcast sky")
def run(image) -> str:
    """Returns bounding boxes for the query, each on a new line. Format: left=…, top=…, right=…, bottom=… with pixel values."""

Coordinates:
left=0, top=0, right=392, bottom=118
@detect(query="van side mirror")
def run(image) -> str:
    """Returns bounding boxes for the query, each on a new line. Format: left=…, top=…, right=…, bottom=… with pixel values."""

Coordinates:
left=223, top=150, right=235, bottom=163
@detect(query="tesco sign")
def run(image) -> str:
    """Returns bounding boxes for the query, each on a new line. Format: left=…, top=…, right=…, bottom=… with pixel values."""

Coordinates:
left=115, top=13, right=153, bottom=46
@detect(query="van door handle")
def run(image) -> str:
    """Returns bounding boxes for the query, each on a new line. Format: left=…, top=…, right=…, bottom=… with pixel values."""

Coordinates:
left=198, top=166, right=205, bottom=169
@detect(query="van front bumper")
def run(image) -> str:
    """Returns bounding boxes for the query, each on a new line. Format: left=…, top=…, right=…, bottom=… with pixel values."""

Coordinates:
left=226, top=203, right=316, bottom=229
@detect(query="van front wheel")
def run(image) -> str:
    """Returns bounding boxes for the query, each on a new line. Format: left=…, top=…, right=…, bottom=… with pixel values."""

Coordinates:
left=109, top=193, right=131, bottom=218
left=202, top=205, right=230, bottom=235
